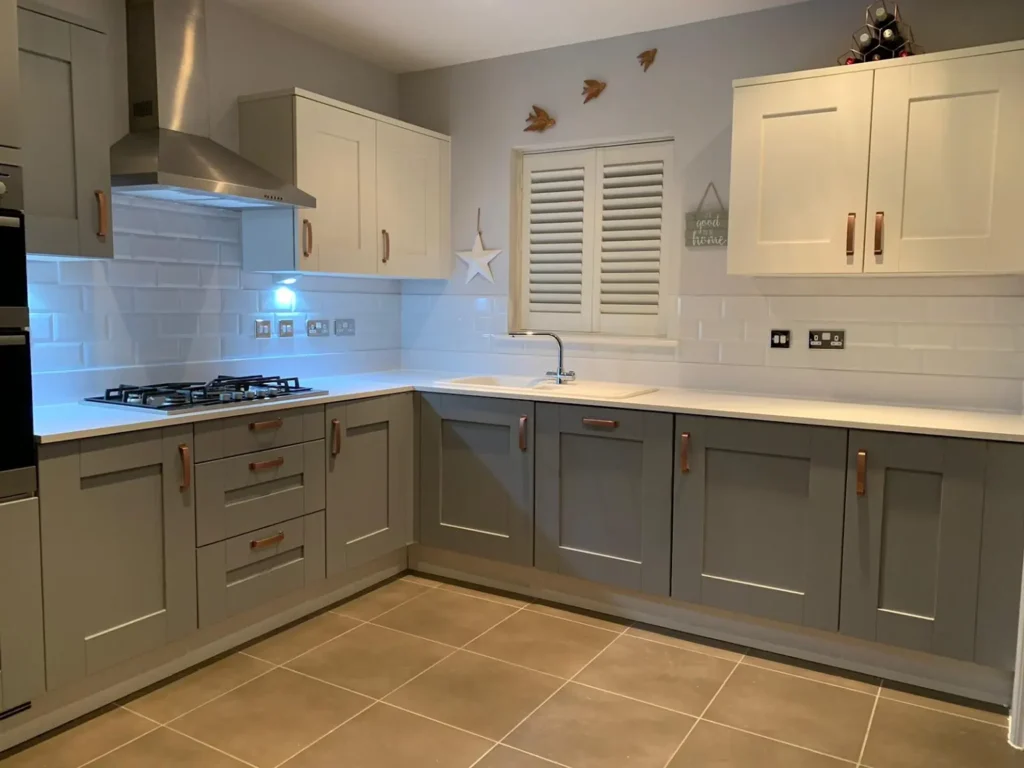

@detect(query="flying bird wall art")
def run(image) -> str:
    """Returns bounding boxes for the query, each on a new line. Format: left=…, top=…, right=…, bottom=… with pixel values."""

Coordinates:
left=582, top=79, right=606, bottom=103
left=524, top=106, right=556, bottom=132
left=637, top=48, right=658, bottom=72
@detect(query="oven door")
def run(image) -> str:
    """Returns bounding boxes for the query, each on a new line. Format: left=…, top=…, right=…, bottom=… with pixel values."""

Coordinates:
left=0, top=331, right=36, bottom=499
left=0, top=208, right=27, bottom=316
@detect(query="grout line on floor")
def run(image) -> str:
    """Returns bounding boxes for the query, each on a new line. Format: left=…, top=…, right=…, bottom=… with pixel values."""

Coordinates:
left=435, top=582, right=536, bottom=609
left=620, top=627, right=750, bottom=663
left=329, top=580, right=436, bottom=623
left=522, top=603, right=627, bottom=634
left=739, top=657, right=879, bottom=697
left=699, top=718, right=860, bottom=765
left=133, top=664, right=279, bottom=728
left=876, top=680, right=1008, bottom=727
left=161, top=725, right=263, bottom=768
left=71, top=721, right=161, bottom=768
left=271, top=699, right=378, bottom=768
left=856, top=683, right=882, bottom=767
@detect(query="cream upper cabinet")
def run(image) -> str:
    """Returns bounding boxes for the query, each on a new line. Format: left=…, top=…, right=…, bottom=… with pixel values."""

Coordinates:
left=239, top=89, right=451, bottom=279
left=728, top=43, right=1024, bottom=276
left=866, top=51, right=1024, bottom=274
left=728, top=70, right=874, bottom=275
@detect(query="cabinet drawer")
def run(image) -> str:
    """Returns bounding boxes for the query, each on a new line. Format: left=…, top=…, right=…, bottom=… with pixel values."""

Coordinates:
left=195, top=441, right=325, bottom=546
left=194, top=406, right=324, bottom=462
left=197, top=512, right=325, bottom=628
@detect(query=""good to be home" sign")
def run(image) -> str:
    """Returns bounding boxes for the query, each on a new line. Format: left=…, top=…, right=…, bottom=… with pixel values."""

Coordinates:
left=686, top=182, right=728, bottom=248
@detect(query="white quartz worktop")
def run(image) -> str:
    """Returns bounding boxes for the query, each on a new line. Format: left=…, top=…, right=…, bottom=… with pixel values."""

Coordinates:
left=33, top=370, right=1024, bottom=444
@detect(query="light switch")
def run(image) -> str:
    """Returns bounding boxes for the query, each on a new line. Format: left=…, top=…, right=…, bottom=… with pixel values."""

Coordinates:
left=278, top=319, right=294, bottom=338
left=254, top=319, right=271, bottom=339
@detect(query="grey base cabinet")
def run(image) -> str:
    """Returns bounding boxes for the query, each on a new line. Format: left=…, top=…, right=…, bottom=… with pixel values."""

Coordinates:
left=38, top=427, right=197, bottom=690
left=326, top=394, right=413, bottom=576
left=420, top=394, right=535, bottom=566
left=673, top=417, right=847, bottom=631
left=841, top=431, right=987, bottom=662
left=0, top=497, right=46, bottom=711
left=535, top=404, right=672, bottom=595
left=198, top=512, right=325, bottom=628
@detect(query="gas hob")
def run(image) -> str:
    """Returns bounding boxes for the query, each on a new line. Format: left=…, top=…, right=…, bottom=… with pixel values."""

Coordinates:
left=84, top=375, right=327, bottom=412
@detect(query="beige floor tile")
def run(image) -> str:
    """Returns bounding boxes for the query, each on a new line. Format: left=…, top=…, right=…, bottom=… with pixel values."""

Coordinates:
left=473, top=746, right=563, bottom=767
left=626, top=623, right=747, bottom=662
left=506, top=683, right=694, bottom=768
left=373, top=588, right=519, bottom=646
left=330, top=578, right=430, bottom=620
left=879, top=682, right=1008, bottom=726
left=576, top=634, right=737, bottom=715
left=123, top=653, right=273, bottom=724
left=90, top=727, right=249, bottom=767
left=437, top=580, right=532, bottom=608
left=0, top=707, right=156, bottom=768
left=283, top=702, right=491, bottom=768
left=171, top=668, right=370, bottom=768
left=244, top=611, right=362, bottom=665
left=467, top=609, right=618, bottom=678
left=385, top=651, right=562, bottom=739
left=705, top=664, right=875, bottom=761
left=286, top=622, right=453, bottom=698
left=668, top=721, right=849, bottom=767
left=743, top=649, right=880, bottom=694
left=525, top=602, right=628, bottom=631
left=861, top=698, right=1023, bottom=768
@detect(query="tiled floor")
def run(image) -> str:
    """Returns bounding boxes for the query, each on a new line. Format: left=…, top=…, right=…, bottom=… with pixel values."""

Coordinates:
left=3, top=573, right=1021, bottom=768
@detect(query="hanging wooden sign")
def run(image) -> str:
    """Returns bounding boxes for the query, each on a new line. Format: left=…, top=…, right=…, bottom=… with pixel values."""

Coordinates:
left=686, top=182, right=729, bottom=248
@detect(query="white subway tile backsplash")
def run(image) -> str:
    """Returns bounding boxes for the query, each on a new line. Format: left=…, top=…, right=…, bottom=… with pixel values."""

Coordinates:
left=27, top=260, right=59, bottom=284
left=106, top=260, right=158, bottom=287
left=219, top=243, right=242, bottom=265
left=845, top=324, right=898, bottom=348
left=200, top=314, right=240, bottom=336
left=678, top=296, right=723, bottom=320
left=698, top=318, right=744, bottom=342
left=133, top=288, right=181, bottom=313
left=923, top=349, right=1024, bottom=379
left=53, top=314, right=107, bottom=343
left=29, top=314, right=52, bottom=342
left=157, top=264, right=202, bottom=287
left=83, top=286, right=135, bottom=314
left=58, top=260, right=106, bottom=285
left=179, top=289, right=222, bottom=314
left=31, top=342, right=83, bottom=372
left=29, top=284, right=82, bottom=312
left=897, top=325, right=957, bottom=350
left=719, top=341, right=766, bottom=366
left=722, top=296, right=769, bottom=320
left=158, top=314, right=201, bottom=338
left=135, top=338, right=182, bottom=365
left=955, top=325, right=1015, bottom=351
left=84, top=341, right=136, bottom=369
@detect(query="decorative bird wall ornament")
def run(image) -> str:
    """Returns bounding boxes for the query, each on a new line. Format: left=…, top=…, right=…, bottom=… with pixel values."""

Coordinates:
left=582, top=79, right=607, bottom=104
left=637, top=48, right=658, bottom=72
left=524, top=106, right=556, bottom=132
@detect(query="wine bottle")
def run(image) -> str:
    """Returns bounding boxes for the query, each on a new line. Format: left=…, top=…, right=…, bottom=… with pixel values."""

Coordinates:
left=867, top=1, right=896, bottom=29
left=880, top=25, right=905, bottom=49
left=839, top=50, right=865, bottom=66
left=854, top=25, right=879, bottom=54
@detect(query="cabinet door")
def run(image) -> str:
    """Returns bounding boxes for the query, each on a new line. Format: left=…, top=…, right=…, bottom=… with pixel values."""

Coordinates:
left=38, top=427, right=197, bottom=690
left=728, top=70, right=873, bottom=275
left=866, top=51, right=1024, bottom=274
left=326, top=394, right=413, bottom=576
left=0, top=0, right=19, bottom=150
left=841, top=431, right=985, bottom=661
left=295, top=97, right=377, bottom=274
left=18, top=10, right=111, bottom=258
left=419, top=394, right=535, bottom=566
left=0, top=497, right=45, bottom=711
left=673, top=417, right=846, bottom=631
left=535, top=404, right=672, bottom=595
left=377, top=122, right=444, bottom=278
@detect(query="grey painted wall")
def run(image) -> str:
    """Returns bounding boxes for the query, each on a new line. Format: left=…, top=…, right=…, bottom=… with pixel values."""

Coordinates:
left=398, top=0, right=1024, bottom=411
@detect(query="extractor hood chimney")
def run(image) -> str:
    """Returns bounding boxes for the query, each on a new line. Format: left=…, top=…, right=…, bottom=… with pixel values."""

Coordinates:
left=110, top=0, right=315, bottom=209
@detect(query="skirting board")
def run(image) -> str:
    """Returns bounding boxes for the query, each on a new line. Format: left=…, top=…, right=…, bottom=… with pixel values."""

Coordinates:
left=0, top=549, right=407, bottom=754
left=409, top=545, right=1013, bottom=710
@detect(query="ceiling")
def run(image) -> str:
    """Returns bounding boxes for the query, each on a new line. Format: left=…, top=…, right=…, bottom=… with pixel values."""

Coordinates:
left=227, top=0, right=811, bottom=73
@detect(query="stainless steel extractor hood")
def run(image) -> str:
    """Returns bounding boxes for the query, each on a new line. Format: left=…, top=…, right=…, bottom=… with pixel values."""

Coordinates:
left=110, top=0, right=315, bottom=209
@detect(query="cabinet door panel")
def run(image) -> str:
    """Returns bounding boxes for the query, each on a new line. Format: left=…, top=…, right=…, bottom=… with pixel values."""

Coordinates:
left=673, top=417, right=846, bottom=631
left=841, top=432, right=985, bottom=661
left=326, top=394, right=413, bottom=575
left=535, top=404, right=672, bottom=595
left=867, top=51, right=1024, bottom=273
left=420, top=394, right=534, bottom=566
left=39, top=427, right=197, bottom=690
left=295, top=97, right=377, bottom=274
left=377, top=122, right=442, bottom=278
left=728, top=70, right=873, bottom=275
left=0, top=497, right=46, bottom=711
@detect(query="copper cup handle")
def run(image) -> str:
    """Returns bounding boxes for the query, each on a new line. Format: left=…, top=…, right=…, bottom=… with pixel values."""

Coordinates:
left=302, top=219, right=313, bottom=258
left=249, top=457, right=285, bottom=472
left=382, top=229, right=390, bottom=263
left=249, top=418, right=284, bottom=432
left=874, top=212, right=884, bottom=257
left=846, top=213, right=856, bottom=258
left=856, top=450, right=867, bottom=496
left=250, top=532, right=285, bottom=550
left=95, top=190, right=108, bottom=239
left=582, top=418, right=618, bottom=429
left=331, top=418, right=341, bottom=457
left=518, top=415, right=528, bottom=451
left=179, top=444, right=191, bottom=491
left=680, top=432, right=691, bottom=473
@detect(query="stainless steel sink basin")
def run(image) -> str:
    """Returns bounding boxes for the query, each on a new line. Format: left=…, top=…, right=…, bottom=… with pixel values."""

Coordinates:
left=440, top=376, right=658, bottom=400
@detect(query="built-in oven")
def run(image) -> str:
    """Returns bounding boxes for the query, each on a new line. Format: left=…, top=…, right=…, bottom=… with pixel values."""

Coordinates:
left=0, top=166, right=36, bottom=501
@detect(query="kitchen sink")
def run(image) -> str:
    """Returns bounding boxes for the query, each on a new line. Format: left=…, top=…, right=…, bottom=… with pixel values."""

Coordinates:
left=440, top=376, right=658, bottom=400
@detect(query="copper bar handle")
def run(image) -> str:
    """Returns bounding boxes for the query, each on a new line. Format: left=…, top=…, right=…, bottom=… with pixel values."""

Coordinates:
left=582, top=418, right=619, bottom=429
left=382, top=229, right=390, bottom=263
left=249, top=457, right=285, bottom=472
left=680, top=432, right=691, bottom=474
left=302, top=219, right=313, bottom=258
left=518, top=415, right=528, bottom=452
left=874, top=212, right=884, bottom=257
left=846, top=213, right=856, bottom=257
left=249, top=418, right=284, bottom=432
left=331, top=418, right=341, bottom=457
left=95, top=190, right=108, bottom=238
left=250, top=532, right=285, bottom=550
left=179, top=444, right=191, bottom=491
left=856, top=450, right=867, bottom=496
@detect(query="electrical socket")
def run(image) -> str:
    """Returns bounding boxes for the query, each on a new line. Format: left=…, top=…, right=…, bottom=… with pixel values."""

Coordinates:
left=307, top=319, right=330, bottom=337
left=334, top=318, right=356, bottom=336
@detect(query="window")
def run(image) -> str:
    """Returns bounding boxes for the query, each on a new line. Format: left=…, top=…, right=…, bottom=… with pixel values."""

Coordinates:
left=517, top=141, right=673, bottom=337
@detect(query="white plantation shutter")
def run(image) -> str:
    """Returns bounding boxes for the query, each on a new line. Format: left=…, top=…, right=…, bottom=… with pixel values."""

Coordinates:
left=594, top=144, right=670, bottom=336
left=519, top=142, right=670, bottom=335
left=519, top=150, right=595, bottom=333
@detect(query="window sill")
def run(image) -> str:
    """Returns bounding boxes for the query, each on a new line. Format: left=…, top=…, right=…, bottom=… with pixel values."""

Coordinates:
left=494, top=333, right=678, bottom=354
